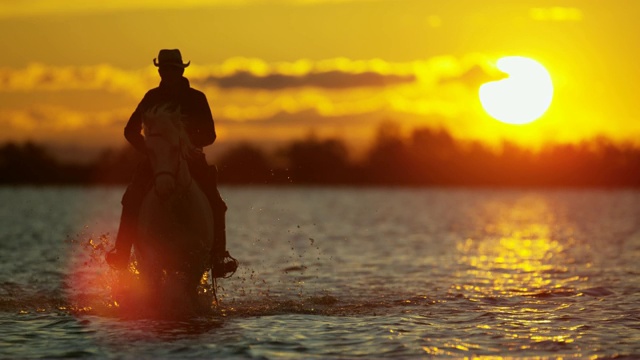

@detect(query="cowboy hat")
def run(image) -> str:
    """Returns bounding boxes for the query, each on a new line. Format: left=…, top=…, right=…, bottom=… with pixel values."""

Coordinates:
left=153, top=49, right=190, bottom=68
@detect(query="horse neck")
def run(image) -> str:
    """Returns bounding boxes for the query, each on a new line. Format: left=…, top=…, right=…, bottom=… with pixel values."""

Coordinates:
left=175, top=157, right=193, bottom=192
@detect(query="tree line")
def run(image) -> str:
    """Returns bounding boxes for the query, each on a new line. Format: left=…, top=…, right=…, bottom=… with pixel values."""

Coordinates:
left=2, top=124, right=640, bottom=187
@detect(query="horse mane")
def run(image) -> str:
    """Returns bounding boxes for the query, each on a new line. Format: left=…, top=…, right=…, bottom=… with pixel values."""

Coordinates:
left=142, top=104, right=193, bottom=159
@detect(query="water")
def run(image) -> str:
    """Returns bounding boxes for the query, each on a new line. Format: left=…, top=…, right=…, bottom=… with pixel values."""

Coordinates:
left=1, top=186, right=639, bottom=358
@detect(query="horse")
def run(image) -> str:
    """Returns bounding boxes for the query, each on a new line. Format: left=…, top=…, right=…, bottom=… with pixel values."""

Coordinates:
left=133, top=104, right=214, bottom=313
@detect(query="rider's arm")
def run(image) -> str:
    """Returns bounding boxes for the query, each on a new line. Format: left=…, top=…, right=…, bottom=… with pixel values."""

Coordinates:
left=190, top=91, right=216, bottom=148
left=124, top=94, right=149, bottom=153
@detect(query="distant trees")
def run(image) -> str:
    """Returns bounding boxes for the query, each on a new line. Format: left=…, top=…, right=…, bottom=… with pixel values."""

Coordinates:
left=90, top=146, right=144, bottom=184
left=214, top=125, right=640, bottom=187
left=365, top=121, right=411, bottom=184
left=0, top=142, right=56, bottom=183
left=2, top=123, right=640, bottom=187
left=0, top=142, right=142, bottom=185
left=281, top=135, right=353, bottom=184
left=217, top=143, right=272, bottom=184
left=0, top=142, right=90, bottom=184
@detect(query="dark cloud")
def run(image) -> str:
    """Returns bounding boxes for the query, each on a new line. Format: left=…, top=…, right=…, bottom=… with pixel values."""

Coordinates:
left=439, top=65, right=507, bottom=88
left=194, top=70, right=416, bottom=90
left=216, top=109, right=379, bottom=127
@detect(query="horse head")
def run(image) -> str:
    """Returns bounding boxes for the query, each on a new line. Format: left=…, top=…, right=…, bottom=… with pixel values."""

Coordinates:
left=142, top=104, right=193, bottom=198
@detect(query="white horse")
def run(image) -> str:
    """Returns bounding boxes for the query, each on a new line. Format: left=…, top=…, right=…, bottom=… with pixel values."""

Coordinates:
left=134, top=104, right=214, bottom=309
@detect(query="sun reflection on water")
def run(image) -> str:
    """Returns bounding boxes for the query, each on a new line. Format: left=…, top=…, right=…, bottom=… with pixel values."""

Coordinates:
left=455, top=196, right=572, bottom=299
left=450, top=195, right=587, bottom=355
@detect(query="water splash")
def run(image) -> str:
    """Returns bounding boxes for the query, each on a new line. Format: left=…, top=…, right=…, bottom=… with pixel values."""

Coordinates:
left=56, top=228, right=345, bottom=320
left=62, top=231, right=221, bottom=319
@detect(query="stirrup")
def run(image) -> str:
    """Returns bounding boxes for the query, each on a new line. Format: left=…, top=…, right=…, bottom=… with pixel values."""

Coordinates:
left=211, top=251, right=238, bottom=278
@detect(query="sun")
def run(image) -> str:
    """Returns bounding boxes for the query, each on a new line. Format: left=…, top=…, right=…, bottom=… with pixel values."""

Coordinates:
left=479, top=56, right=554, bottom=125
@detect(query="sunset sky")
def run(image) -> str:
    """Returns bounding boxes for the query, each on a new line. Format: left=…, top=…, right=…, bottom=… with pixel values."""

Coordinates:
left=1, top=0, right=639, bottom=161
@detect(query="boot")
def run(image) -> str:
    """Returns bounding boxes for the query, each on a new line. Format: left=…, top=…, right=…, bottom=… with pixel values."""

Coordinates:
left=202, top=165, right=238, bottom=278
left=209, top=197, right=238, bottom=278
left=210, top=206, right=228, bottom=277
left=106, top=204, right=137, bottom=270
left=211, top=251, right=238, bottom=278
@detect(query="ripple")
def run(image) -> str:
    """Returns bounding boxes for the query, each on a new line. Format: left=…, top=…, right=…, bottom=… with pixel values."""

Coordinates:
left=581, top=286, right=615, bottom=297
left=1, top=187, right=640, bottom=359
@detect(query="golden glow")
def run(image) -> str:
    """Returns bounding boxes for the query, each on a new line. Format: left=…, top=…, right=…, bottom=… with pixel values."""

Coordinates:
left=453, top=195, right=585, bottom=349
left=479, top=56, right=554, bottom=125
left=530, top=7, right=583, bottom=22
left=0, top=0, right=374, bottom=18
left=1, top=1, right=640, bottom=152
left=456, top=196, right=567, bottom=298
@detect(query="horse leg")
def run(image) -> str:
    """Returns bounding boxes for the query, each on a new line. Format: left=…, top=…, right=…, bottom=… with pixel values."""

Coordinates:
left=184, top=269, right=207, bottom=313
left=134, top=260, right=162, bottom=313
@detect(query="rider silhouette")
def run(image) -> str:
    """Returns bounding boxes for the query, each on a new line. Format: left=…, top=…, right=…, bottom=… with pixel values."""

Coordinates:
left=106, top=49, right=230, bottom=275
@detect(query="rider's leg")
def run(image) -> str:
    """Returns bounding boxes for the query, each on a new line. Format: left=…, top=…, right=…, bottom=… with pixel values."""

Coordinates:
left=190, top=155, right=238, bottom=277
left=211, top=188, right=228, bottom=260
left=106, top=160, right=152, bottom=269
left=188, top=156, right=229, bottom=266
left=107, top=199, right=137, bottom=267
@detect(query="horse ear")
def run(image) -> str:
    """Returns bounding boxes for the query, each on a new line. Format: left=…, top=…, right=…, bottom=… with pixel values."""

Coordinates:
left=157, top=103, right=170, bottom=114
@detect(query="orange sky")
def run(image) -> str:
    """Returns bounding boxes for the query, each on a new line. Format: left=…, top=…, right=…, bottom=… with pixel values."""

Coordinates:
left=1, top=0, right=639, bottom=160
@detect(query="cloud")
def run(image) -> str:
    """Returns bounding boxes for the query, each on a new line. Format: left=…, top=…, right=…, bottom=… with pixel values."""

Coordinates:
left=439, top=64, right=507, bottom=88
left=188, top=57, right=420, bottom=92
left=0, top=105, right=127, bottom=142
left=195, top=70, right=416, bottom=90
left=212, top=109, right=392, bottom=150
left=1, top=107, right=120, bottom=131
left=0, top=55, right=498, bottom=150
left=0, top=63, right=156, bottom=97
left=1, top=56, right=492, bottom=98
left=0, top=58, right=418, bottom=94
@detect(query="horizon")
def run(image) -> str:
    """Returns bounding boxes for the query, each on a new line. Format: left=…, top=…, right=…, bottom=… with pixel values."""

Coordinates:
left=3, top=124, right=640, bottom=188
left=4, top=120, right=640, bottom=166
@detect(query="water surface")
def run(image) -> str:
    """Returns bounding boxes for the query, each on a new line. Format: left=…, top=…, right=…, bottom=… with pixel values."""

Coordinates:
left=1, top=187, right=639, bottom=358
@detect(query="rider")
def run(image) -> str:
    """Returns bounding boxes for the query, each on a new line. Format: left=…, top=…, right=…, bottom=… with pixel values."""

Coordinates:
left=106, top=49, right=230, bottom=276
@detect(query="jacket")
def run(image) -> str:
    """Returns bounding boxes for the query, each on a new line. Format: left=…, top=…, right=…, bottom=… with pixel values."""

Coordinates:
left=125, top=77, right=216, bottom=153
